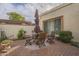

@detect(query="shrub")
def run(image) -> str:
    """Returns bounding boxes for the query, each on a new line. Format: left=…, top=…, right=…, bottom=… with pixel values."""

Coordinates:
left=0, top=40, right=13, bottom=52
left=17, top=29, right=26, bottom=40
left=1, top=40, right=13, bottom=45
left=0, top=30, right=7, bottom=43
left=58, top=31, right=73, bottom=43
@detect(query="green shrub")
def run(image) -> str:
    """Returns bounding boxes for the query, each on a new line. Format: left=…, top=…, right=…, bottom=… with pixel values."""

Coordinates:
left=1, top=40, right=13, bottom=45
left=59, top=31, right=73, bottom=43
left=17, top=29, right=26, bottom=40
left=0, top=30, right=7, bottom=43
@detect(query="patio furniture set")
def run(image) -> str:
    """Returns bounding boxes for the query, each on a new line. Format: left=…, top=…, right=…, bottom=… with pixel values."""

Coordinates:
left=25, top=31, right=56, bottom=48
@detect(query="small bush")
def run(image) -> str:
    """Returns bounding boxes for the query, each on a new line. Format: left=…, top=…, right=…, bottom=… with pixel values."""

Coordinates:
left=0, top=30, right=7, bottom=43
left=1, top=40, right=13, bottom=45
left=17, top=29, right=26, bottom=40
left=58, top=31, right=73, bottom=43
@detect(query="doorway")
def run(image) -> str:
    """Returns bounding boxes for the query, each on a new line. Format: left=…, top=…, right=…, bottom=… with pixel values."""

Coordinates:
left=43, top=16, right=63, bottom=34
left=54, top=17, right=61, bottom=33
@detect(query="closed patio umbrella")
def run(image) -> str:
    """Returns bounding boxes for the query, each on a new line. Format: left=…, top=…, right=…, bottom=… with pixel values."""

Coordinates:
left=34, top=9, right=40, bottom=33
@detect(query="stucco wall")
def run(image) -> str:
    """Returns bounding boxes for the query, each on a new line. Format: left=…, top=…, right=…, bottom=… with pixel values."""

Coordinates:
left=0, top=24, right=34, bottom=39
left=40, top=4, right=79, bottom=42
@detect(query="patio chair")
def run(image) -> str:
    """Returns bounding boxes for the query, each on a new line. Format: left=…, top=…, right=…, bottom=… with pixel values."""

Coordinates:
left=35, top=32, right=47, bottom=47
left=47, top=31, right=55, bottom=44
left=24, top=37, right=32, bottom=46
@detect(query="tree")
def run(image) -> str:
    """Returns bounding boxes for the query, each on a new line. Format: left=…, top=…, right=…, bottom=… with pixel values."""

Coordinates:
left=7, top=12, right=25, bottom=21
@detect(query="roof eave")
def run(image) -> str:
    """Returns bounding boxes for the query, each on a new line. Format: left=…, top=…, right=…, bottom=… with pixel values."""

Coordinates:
left=40, top=3, right=72, bottom=17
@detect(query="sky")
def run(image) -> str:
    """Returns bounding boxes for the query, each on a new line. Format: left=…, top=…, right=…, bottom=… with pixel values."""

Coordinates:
left=0, top=3, right=61, bottom=23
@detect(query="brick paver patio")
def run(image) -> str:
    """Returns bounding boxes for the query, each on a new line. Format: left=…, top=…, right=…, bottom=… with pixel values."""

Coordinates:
left=5, top=40, right=79, bottom=56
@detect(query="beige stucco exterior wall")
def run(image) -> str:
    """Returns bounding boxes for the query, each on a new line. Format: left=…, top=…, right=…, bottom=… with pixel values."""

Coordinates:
left=40, top=4, right=79, bottom=42
left=0, top=24, right=34, bottom=39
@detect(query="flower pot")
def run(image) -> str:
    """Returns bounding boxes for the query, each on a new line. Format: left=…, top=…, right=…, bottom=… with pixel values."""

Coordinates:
left=1, top=49, right=7, bottom=53
left=1, top=44, right=11, bottom=50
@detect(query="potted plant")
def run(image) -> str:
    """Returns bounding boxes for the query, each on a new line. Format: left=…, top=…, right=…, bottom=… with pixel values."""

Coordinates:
left=0, top=43, right=6, bottom=53
left=1, top=40, right=13, bottom=52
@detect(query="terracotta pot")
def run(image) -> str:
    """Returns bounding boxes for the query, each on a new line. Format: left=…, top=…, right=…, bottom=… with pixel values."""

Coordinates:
left=1, top=44, right=11, bottom=50
left=1, top=49, right=7, bottom=53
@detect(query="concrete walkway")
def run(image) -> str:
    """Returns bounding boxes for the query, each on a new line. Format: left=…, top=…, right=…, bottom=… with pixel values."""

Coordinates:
left=5, top=40, right=79, bottom=56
